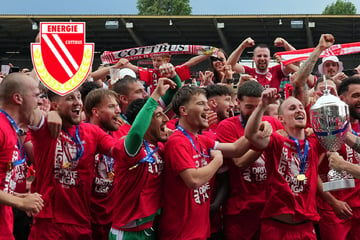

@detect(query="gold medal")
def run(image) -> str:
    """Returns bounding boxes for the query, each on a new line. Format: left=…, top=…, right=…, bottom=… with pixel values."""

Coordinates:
left=107, top=171, right=115, bottom=180
left=297, top=174, right=306, bottom=181
left=62, top=162, right=72, bottom=169
left=7, top=161, right=13, bottom=171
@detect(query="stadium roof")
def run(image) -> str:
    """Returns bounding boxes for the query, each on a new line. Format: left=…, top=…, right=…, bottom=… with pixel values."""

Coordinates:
left=1, top=15, right=360, bottom=70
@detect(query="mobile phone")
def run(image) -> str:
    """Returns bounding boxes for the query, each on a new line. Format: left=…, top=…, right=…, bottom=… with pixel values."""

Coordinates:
left=9, top=66, right=20, bottom=73
left=343, top=69, right=358, bottom=76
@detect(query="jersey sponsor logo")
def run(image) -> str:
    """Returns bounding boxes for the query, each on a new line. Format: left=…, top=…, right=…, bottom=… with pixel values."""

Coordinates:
left=193, top=155, right=211, bottom=204
left=265, top=72, right=272, bottom=82
left=93, top=154, right=114, bottom=194
left=3, top=146, right=26, bottom=194
left=243, top=154, right=267, bottom=182
left=54, top=136, right=80, bottom=187
left=31, top=22, right=94, bottom=95
left=343, top=144, right=357, bottom=180
left=278, top=143, right=310, bottom=196
left=146, top=147, right=163, bottom=175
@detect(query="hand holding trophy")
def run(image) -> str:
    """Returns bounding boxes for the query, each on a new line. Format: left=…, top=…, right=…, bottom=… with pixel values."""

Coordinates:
left=310, top=76, right=355, bottom=191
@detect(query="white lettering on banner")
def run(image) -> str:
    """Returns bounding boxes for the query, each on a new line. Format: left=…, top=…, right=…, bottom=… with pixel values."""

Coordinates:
left=114, top=45, right=187, bottom=59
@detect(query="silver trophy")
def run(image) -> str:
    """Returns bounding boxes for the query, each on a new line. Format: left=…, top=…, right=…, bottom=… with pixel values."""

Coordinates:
left=310, top=77, right=354, bottom=192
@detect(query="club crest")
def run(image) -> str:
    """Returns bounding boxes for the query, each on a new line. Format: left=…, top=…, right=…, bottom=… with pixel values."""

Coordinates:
left=31, top=22, right=94, bottom=95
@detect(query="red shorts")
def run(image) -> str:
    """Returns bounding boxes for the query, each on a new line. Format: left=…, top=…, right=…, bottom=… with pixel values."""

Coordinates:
left=224, top=208, right=262, bottom=240
left=260, top=218, right=316, bottom=240
left=92, top=222, right=111, bottom=240
left=28, top=218, right=92, bottom=240
left=319, top=208, right=360, bottom=240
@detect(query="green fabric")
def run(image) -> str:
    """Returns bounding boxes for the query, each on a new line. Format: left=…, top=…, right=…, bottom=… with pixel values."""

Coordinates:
left=109, top=227, right=155, bottom=240
left=135, top=208, right=161, bottom=226
left=124, top=97, right=158, bottom=156
left=160, top=74, right=181, bottom=106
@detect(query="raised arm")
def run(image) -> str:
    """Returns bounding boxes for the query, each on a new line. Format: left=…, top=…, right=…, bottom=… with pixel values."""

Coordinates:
left=274, top=37, right=296, bottom=51
left=217, top=120, right=273, bottom=158
left=293, top=34, right=334, bottom=107
left=158, top=63, right=182, bottom=107
left=184, top=55, right=211, bottom=68
left=125, top=77, right=176, bottom=156
left=227, top=37, right=255, bottom=73
left=91, top=58, right=139, bottom=82
left=245, top=88, right=279, bottom=150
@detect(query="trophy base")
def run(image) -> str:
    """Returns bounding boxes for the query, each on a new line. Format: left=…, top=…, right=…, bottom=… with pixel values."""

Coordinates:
left=323, top=179, right=355, bottom=192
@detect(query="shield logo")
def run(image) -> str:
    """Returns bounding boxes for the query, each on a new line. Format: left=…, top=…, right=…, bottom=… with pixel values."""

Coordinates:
left=31, top=22, right=94, bottom=95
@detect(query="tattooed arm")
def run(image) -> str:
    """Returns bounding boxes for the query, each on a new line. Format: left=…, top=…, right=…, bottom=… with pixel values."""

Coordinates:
left=292, top=34, right=334, bottom=107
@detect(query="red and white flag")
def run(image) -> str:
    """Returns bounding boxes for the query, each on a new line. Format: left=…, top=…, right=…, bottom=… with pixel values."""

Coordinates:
left=276, top=42, right=360, bottom=65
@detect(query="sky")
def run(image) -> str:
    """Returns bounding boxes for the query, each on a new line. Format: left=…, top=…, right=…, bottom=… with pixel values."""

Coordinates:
left=1, top=0, right=360, bottom=15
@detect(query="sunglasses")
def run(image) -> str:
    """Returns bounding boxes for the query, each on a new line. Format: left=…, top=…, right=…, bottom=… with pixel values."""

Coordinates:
left=210, top=57, right=225, bottom=62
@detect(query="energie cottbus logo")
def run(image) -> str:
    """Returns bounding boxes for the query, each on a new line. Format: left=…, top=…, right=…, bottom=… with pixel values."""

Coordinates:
left=31, top=22, right=94, bottom=95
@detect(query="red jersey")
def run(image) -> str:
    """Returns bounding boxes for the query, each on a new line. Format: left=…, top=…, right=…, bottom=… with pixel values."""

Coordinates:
left=30, top=121, right=116, bottom=227
left=158, top=128, right=216, bottom=240
left=138, top=63, right=191, bottom=93
left=262, top=132, right=323, bottom=222
left=166, top=118, right=178, bottom=130
left=111, top=139, right=164, bottom=231
left=91, top=128, right=127, bottom=226
left=244, top=65, right=285, bottom=91
left=0, top=113, right=27, bottom=240
left=216, top=115, right=283, bottom=216
left=318, top=122, right=360, bottom=210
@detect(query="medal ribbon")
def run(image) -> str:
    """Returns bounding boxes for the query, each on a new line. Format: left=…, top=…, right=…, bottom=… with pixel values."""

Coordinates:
left=62, top=125, right=84, bottom=162
left=352, top=129, right=359, bottom=136
left=138, top=140, right=159, bottom=164
left=0, top=110, right=26, bottom=168
left=176, top=125, right=210, bottom=158
left=103, top=155, right=114, bottom=173
left=289, top=136, right=309, bottom=175
left=239, top=113, right=246, bottom=128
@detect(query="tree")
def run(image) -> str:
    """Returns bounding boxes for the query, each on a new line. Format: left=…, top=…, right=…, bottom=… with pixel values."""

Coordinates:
left=137, top=0, right=191, bottom=15
left=322, top=0, right=357, bottom=15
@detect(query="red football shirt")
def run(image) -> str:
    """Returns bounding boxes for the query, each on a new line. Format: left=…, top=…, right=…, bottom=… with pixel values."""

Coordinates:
left=0, top=113, right=28, bottom=240
left=111, top=139, right=164, bottom=231
left=91, top=127, right=127, bottom=226
left=158, top=128, right=216, bottom=240
left=31, top=121, right=116, bottom=227
left=262, top=132, right=323, bottom=222
left=244, top=65, right=285, bottom=91
left=216, top=115, right=283, bottom=216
